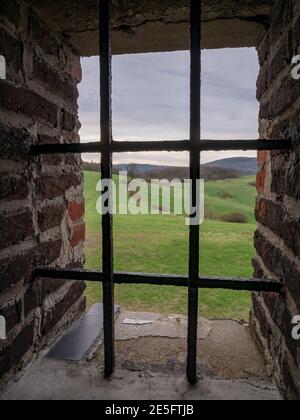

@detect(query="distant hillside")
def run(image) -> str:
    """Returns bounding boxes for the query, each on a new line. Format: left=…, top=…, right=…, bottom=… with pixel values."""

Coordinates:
left=204, top=157, right=258, bottom=176
left=83, top=157, right=258, bottom=180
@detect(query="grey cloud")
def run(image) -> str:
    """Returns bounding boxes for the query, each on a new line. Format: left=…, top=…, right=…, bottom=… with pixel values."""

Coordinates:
left=78, top=48, right=259, bottom=163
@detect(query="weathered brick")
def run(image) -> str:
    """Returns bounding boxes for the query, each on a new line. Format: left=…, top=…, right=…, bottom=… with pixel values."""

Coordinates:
left=36, top=173, right=82, bottom=200
left=282, top=357, right=300, bottom=400
left=38, top=240, right=62, bottom=266
left=24, top=278, right=66, bottom=316
left=269, top=77, right=300, bottom=118
left=33, top=55, right=78, bottom=106
left=68, top=200, right=85, bottom=222
left=256, top=65, right=269, bottom=101
left=70, top=223, right=85, bottom=248
left=268, top=32, right=293, bottom=86
left=271, top=155, right=300, bottom=200
left=257, top=150, right=269, bottom=167
left=0, top=299, right=22, bottom=333
left=38, top=134, right=60, bottom=145
left=0, top=81, right=58, bottom=126
left=0, top=28, right=22, bottom=76
left=41, top=154, right=65, bottom=166
left=0, top=209, right=33, bottom=250
left=29, top=14, right=60, bottom=57
left=251, top=295, right=272, bottom=345
left=262, top=291, right=299, bottom=367
left=0, top=173, right=29, bottom=201
left=254, top=230, right=300, bottom=312
left=38, top=203, right=65, bottom=232
left=61, top=109, right=76, bottom=132
left=0, top=249, right=35, bottom=292
left=256, top=198, right=300, bottom=257
left=0, top=0, right=19, bottom=26
left=257, top=32, right=270, bottom=67
left=41, top=282, right=85, bottom=336
left=0, top=123, right=31, bottom=162
left=0, top=324, right=34, bottom=377
left=71, top=57, right=82, bottom=84
left=65, top=154, right=82, bottom=166
left=269, top=0, right=291, bottom=47
left=256, top=167, right=266, bottom=194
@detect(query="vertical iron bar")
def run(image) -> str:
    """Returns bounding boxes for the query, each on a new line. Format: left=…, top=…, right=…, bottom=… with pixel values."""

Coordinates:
left=100, top=0, right=115, bottom=378
left=187, top=0, right=201, bottom=385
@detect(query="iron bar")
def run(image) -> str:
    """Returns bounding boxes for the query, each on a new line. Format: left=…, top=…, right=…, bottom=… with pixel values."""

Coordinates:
left=100, top=0, right=115, bottom=379
left=33, top=268, right=283, bottom=293
left=187, top=0, right=202, bottom=386
left=31, top=139, right=293, bottom=155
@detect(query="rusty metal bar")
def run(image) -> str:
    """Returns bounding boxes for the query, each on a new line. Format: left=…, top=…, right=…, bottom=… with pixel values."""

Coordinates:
left=33, top=268, right=283, bottom=293
left=187, top=0, right=202, bottom=386
left=100, top=0, right=115, bottom=379
left=31, top=139, right=293, bottom=155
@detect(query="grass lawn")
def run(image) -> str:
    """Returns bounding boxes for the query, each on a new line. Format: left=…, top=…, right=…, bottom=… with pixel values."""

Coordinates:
left=84, top=171, right=256, bottom=320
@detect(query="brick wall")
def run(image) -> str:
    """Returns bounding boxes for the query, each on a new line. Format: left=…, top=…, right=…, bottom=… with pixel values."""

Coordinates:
left=251, top=0, right=300, bottom=400
left=0, top=1, right=85, bottom=385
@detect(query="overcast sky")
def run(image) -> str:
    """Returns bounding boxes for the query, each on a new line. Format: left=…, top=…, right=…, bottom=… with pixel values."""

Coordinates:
left=78, top=48, right=259, bottom=166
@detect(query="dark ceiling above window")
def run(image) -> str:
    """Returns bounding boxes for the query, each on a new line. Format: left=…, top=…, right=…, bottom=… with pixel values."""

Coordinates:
left=30, top=0, right=274, bottom=55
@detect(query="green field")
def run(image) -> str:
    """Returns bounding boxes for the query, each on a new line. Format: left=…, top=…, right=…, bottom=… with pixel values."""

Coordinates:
left=84, top=171, right=257, bottom=320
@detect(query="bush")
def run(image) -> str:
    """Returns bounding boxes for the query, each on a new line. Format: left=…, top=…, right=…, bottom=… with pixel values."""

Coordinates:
left=221, top=212, right=248, bottom=224
left=220, top=191, right=233, bottom=199
left=205, top=207, right=221, bottom=221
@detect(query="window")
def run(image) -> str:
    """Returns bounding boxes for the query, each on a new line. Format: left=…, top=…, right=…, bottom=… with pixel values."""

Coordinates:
left=32, top=0, right=289, bottom=384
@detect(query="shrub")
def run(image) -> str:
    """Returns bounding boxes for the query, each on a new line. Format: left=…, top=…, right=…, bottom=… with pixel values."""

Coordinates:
left=205, top=207, right=221, bottom=221
left=221, top=212, right=248, bottom=224
left=220, top=191, right=233, bottom=199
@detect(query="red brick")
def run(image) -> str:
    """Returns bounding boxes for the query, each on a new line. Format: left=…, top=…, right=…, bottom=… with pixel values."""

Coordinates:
left=70, top=224, right=85, bottom=248
left=68, top=200, right=85, bottom=222
left=257, top=150, right=269, bottom=168
left=0, top=81, right=58, bottom=126
left=256, top=167, right=266, bottom=193
left=72, top=57, right=82, bottom=84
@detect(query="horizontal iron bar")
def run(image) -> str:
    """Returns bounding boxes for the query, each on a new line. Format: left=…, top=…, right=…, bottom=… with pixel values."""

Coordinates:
left=31, top=139, right=293, bottom=155
left=33, top=267, right=283, bottom=293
